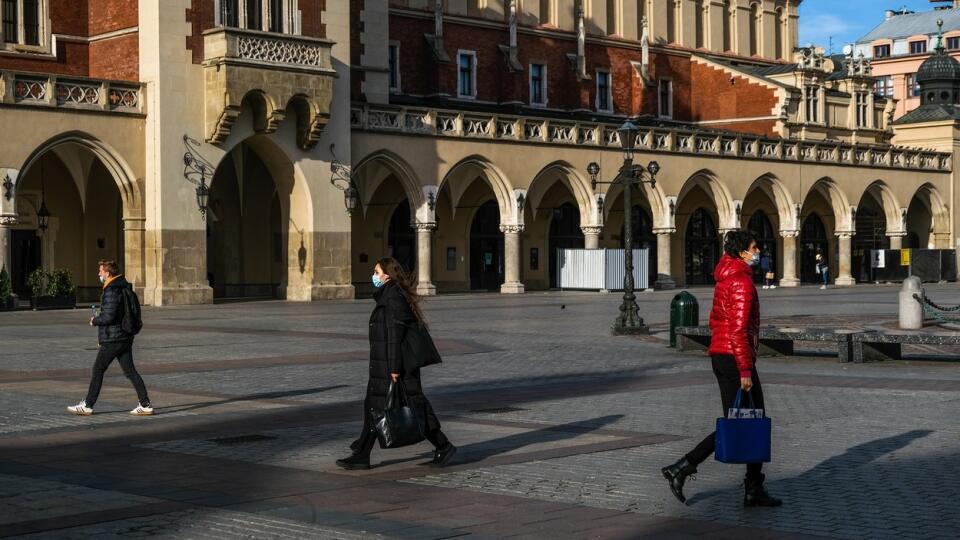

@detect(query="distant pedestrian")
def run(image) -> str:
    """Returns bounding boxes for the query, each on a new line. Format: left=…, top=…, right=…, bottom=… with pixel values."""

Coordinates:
left=68, top=260, right=152, bottom=416
left=760, top=251, right=775, bottom=289
left=816, top=253, right=829, bottom=289
left=661, top=230, right=781, bottom=507
left=337, top=257, right=455, bottom=470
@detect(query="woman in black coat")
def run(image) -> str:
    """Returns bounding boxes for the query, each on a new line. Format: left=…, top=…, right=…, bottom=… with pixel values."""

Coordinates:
left=337, top=257, right=456, bottom=470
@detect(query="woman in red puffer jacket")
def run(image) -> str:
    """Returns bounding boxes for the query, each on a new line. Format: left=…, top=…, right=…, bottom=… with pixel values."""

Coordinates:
left=661, top=230, right=782, bottom=508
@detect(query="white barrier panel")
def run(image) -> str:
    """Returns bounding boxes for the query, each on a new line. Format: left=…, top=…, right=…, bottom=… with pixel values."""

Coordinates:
left=557, top=249, right=649, bottom=291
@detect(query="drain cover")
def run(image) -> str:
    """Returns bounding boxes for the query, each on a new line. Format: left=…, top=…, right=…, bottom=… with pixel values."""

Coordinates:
left=209, top=434, right=278, bottom=445
left=470, top=407, right=526, bottom=414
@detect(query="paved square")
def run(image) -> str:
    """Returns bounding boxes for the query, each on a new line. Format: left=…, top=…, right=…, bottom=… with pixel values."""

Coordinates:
left=1, top=285, right=959, bottom=539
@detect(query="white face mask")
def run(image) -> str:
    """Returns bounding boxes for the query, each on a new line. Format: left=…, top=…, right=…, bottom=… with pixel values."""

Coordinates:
left=99, top=275, right=106, bottom=284
left=746, top=252, right=760, bottom=266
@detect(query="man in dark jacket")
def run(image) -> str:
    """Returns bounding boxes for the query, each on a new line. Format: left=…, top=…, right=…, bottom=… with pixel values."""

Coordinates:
left=67, top=259, right=152, bottom=416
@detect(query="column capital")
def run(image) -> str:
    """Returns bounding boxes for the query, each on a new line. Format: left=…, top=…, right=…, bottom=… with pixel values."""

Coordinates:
left=412, top=222, right=437, bottom=232
left=886, top=230, right=908, bottom=238
left=835, top=231, right=855, bottom=239
left=580, top=225, right=604, bottom=235
left=779, top=230, right=799, bottom=238
left=0, top=216, right=17, bottom=226
left=653, top=228, right=676, bottom=235
left=499, top=224, right=524, bottom=234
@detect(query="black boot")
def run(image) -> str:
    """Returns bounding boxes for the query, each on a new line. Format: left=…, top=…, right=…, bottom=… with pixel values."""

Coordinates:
left=661, top=458, right=697, bottom=504
left=336, top=453, right=371, bottom=470
left=430, top=443, right=457, bottom=467
left=744, top=474, right=782, bottom=507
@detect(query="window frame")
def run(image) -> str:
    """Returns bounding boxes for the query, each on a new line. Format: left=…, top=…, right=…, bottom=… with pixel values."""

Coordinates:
left=874, top=75, right=893, bottom=99
left=529, top=62, right=547, bottom=107
left=216, top=0, right=297, bottom=34
left=873, top=44, right=891, bottom=58
left=906, top=73, right=921, bottom=97
left=595, top=69, right=613, bottom=113
left=948, top=36, right=960, bottom=50
left=909, top=40, right=927, bottom=55
left=804, top=85, right=821, bottom=124
left=657, top=78, right=673, bottom=119
left=457, top=50, right=478, bottom=100
left=855, top=92, right=869, bottom=128
left=388, top=41, right=401, bottom=94
left=0, top=0, right=49, bottom=53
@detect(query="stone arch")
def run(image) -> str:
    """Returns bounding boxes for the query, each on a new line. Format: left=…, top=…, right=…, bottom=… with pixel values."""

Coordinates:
left=861, top=180, right=903, bottom=235
left=527, top=161, right=595, bottom=225
left=286, top=94, right=329, bottom=151
left=908, top=183, right=951, bottom=248
left=676, top=169, right=736, bottom=230
left=353, top=149, right=424, bottom=219
left=242, top=90, right=285, bottom=135
left=438, top=155, right=515, bottom=224
left=743, top=174, right=796, bottom=231
left=803, top=177, right=852, bottom=232
left=601, top=176, right=669, bottom=229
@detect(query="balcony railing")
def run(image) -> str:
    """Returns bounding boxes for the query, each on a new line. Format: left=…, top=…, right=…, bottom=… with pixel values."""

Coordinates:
left=351, top=104, right=952, bottom=172
left=203, top=27, right=335, bottom=74
left=1, top=70, right=144, bottom=114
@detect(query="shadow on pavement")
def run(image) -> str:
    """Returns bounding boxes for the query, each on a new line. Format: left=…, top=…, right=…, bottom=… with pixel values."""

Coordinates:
left=155, top=385, right=351, bottom=415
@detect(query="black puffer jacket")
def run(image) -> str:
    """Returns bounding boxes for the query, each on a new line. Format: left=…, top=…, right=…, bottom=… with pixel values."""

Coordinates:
left=364, top=281, right=440, bottom=433
left=93, top=275, right=133, bottom=344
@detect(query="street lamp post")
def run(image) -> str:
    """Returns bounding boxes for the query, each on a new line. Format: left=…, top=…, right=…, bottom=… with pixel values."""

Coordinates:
left=588, top=120, right=660, bottom=335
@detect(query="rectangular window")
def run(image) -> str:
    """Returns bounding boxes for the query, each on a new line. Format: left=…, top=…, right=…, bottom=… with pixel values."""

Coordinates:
left=873, top=44, right=891, bottom=58
left=269, top=0, right=283, bottom=32
left=906, top=73, right=921, bottom=97
left=246, top=0, right=262, bottom=30
left=948, top=36, right=960, bottom=50
left=222, top=0, right=239, bottom=26
left=529, top=63, right=546, bottom=106
left=910, top=40, right=927, bottom=55
left=530, top=247, right=539, bottom=271
left=596, top=70, right=612, bottom=112
left=22, top=0, right=38, bottom=45
left=874, top=75, right=893, bottom=98
left=446, top=247, right=457, bottom=271
left=805, top=85, right=819, bottom=123
left=458, top=51, right=476, bottom=99
left=855, top=92, right=868, bottom=128
left=2, top=0, right=16, bottom=43
left=388, top=44, right=400, bottom=93
left=658, top=79, right=672, bottom=119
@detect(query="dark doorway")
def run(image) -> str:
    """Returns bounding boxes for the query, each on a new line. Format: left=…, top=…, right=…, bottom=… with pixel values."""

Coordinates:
left=853, top=199, right=888, bottom=283
left=800, top=213, right=828, bottom=283
left=747, top=211, right=776, bottom=284
left=11, top=230, right=41, bottom=298
left=388, top=199, right=416, bottom=274
left=470, top=200, right=504, bottom=291
left=685, top=208, right=719, bottom=285
left=618, top=205, right=658, bottom=287
left=549, top=202, right=584, bottom=288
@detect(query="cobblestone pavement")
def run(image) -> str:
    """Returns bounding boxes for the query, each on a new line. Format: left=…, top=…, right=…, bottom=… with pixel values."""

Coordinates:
left=1, top=284, right=960, bottom=539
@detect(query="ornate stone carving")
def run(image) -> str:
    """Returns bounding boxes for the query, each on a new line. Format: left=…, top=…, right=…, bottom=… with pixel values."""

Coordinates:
left=580, top=226, right=604, bottom=235
left=779, top=230, right=800, bottom=238
left=835, top=231, right=855, bottom=239
left=499, top=224, right=524, bottom=234
left=413, top=222, right=437, bottom=232
left=55, top=81, right=100, bottom=105
left=0, top=216, right=18, bottom=226
left=237, top=36, right=329, bottom=67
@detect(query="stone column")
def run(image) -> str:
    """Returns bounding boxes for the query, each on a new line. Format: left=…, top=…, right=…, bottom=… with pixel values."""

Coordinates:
left=500, top=224, right=524, bottom=294
left=415, top=222, right=437, bottom=296
left=836, top=232, right=856, bottom=286
left=654, top=228, right=676, bottom=290
left=581, top=226, right=603, bottom=249
left=888, top=233, right=906, bottom=250
left=779, top=230, right=800, bottom=287
left=122, top=217, right=146, bottom=296
left=0, top=216, right=14, bottom=276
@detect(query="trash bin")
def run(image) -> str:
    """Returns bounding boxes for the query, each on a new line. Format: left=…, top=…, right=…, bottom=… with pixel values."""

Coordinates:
left=670, top=291, right=699, bottom=348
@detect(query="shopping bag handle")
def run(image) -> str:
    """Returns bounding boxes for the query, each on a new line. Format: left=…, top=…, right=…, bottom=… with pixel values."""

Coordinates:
left=732, top=388, right=756, bottom=410
left=385, top=380, right=410, bottom=409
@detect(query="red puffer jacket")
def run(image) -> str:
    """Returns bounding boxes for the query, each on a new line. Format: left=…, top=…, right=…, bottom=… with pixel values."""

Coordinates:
left=708, top=254, right=760, bottom=377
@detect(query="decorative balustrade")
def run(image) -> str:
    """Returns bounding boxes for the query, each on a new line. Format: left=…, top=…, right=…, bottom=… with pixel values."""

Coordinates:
left=350, top=105, right=952, bottom=172
left=2, top=71, right=143, bottom=114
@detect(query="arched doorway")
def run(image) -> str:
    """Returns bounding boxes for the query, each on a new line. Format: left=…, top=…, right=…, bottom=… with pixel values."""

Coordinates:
left=800, top=214, right=828, bottom=283
left=747, top=211, right=776, bottom=284
left=619, top=205, right=658, bottom=286
left=206, top=144, right=285, bottom=299
left=853, top=196, right=888, bottom=283
left=387, top=199, right=416, bottom=274
left=685, top=208, right=719, bottom=285
left=470, top=200, right=504, bottom=291
left=548, top=202, right=584, bottom=288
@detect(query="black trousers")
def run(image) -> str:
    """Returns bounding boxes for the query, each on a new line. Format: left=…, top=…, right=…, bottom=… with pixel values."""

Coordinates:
left=685, top=355, right=766, bottom=480
left=84, top=341, right=150, bottom=408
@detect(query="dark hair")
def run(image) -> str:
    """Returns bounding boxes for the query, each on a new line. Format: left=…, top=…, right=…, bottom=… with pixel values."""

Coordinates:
left=98, top=259, right=120, bottom=276
left=722, top=230, right=757, bottom=258
left=375, top=257, right=426, bottom=327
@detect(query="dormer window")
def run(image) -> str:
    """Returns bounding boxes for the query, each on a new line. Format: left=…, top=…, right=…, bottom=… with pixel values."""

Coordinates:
left=874, top=44, right=891, bottom=58
left=804, top=85, right=820, bottom=123
left=910, top=40, right=927, bottom=55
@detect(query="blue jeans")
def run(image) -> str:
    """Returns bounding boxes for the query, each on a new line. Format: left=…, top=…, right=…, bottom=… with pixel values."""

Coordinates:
left=822, top=271, right=829, bottom=286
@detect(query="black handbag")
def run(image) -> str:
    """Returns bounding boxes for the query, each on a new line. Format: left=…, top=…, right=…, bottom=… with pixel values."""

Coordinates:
left=374, top=380, right=425, bottom=449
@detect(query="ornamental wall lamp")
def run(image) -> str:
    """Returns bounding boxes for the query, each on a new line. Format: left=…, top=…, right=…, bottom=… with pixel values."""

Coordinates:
left=37, top=157, right=50, bottom=232
left=329, top=144, right=359, bottom=215
left=427, top=191, right=436, bottom=213
left=182, top=135, right=213, bottom=220
left=2, top=174, right=12, bottom=201
left=516, top=192, right=525, bottom=213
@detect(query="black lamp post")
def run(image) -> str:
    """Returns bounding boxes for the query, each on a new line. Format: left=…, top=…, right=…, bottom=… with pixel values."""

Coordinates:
left=330, top=144, right=360, bottom=215
left=587, top=119, right=660, bottom=335
left=37, top=157, right=51, bottom=232
left=183, top=135, right=215, bottom=221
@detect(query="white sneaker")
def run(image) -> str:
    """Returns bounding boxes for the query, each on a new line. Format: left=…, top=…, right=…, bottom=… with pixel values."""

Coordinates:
left=130, top=404, right=154, bottom=416
left=770, top=285, right=777, bottom=289
left=67, top=401, right=93, bottom=415
left=762, top=285, right=769, bottom=289
left=820, top=285, right=827, bottom=290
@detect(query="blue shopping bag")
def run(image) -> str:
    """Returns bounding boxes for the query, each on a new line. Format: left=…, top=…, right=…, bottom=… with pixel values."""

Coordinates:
left=715, top=389, right=771, bottom=464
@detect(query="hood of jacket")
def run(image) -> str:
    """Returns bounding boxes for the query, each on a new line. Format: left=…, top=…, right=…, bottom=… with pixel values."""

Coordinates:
left=714, top=254, right=752, bottom=284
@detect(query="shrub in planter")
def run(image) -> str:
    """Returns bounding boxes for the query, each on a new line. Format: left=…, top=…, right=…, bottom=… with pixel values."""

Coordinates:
left=0, top=266, right=14, bottom=310
left=28, top=268, right=76, bottom=310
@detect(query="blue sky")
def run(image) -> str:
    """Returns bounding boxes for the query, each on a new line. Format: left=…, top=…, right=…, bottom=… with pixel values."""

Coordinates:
left=799, top=0, right=942, bottom=51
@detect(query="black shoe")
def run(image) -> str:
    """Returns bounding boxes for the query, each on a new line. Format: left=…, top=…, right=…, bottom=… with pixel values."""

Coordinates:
left=336, top=453, right=371, bottom=470
left=430, top=443, right=457, bottom=467
left=744, top=474, right=782, bottom=507
left=661, top=458, right=697, bottom=504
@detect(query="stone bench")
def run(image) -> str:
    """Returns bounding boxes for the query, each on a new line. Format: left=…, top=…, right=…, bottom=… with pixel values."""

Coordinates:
left=675, top=325, right=858, bottom=363
left=851, top=331, right=960, bottom=362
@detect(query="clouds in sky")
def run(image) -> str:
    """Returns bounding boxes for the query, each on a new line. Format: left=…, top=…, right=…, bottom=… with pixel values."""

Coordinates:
left=798, top=0, right=935, bottom=51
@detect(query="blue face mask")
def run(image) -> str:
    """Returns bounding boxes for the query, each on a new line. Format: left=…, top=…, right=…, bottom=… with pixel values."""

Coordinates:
left=372, top=274, right=384, bottom=288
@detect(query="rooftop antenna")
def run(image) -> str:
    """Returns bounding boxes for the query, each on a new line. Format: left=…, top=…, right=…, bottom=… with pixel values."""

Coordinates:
left=828, top=36, right=834, bottom=55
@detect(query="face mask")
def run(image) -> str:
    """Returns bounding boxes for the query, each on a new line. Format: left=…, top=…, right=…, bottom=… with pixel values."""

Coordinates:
left=746, top=252, right=760, bottom=266
left=99, top=276, right=106, bottom=284
left=372, top=274, right=384, bottom=288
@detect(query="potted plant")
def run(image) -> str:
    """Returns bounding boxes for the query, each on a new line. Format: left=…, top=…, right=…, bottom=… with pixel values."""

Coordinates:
left=0, top=266, right=15, bottom=311
left=28, top=268, right=76, bottom=310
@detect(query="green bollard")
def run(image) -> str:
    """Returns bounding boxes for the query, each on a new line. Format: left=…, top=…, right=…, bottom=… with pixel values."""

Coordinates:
left=670, top=291, right=699, bottom=348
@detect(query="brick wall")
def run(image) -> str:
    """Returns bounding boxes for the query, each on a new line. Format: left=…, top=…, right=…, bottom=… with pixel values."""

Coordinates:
left=89, top=34, right=138, bottom=81
left=689, top=61, right=778, bottom=124
left=300, top=0, right=327, bottom=38
left=88, top=0, right=137, bottom=35
left=700, top=119, right=778, bottom=136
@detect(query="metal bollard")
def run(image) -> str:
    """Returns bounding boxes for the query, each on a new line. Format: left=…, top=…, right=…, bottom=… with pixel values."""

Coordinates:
left=670, top=291, right=699, bottom=347
left=899, top=276, right=924, bottom=330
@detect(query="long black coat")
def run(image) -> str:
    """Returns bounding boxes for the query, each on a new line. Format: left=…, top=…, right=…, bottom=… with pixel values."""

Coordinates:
left=363, top=281, right=440, bottom=434
left=93, top=275, right=134, bottom=344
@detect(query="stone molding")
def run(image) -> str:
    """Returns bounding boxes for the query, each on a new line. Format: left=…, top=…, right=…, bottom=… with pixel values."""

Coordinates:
left=412, top=222, right=437, bottom=232
left=779, top=230, right=800, bottom=238
left=499, top=224, right=524, bottom=234
left=0, top=216, right=17, bottom=226
left=580, top=226, right=603, bottom=235
left=652, top=228, right=677, bottom=235
left=835, top=231, right=855, bottom=239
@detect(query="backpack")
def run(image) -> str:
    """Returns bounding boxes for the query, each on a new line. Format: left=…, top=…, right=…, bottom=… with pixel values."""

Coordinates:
left=120, top=286, right=143, bottom=335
